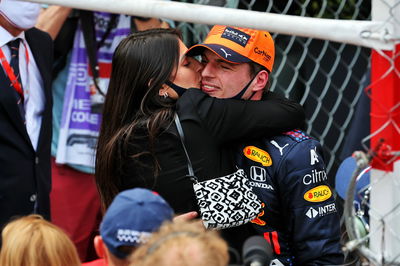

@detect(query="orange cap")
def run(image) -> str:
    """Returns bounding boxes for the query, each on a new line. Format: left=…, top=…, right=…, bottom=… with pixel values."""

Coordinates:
left=186, top=25, right=275, bottom=72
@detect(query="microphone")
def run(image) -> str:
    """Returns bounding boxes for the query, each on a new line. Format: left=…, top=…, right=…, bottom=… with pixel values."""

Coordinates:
left=242, top=236, right=273, bottom=266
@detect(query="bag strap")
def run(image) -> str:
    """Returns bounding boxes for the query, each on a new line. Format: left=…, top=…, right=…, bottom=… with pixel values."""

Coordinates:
left=174, top=113, right=198, bottom=183
left=80, top=11, right=117, bottom=96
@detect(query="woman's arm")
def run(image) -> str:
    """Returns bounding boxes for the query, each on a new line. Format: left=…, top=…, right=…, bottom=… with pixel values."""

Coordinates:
left=178, top=89, right=305, bottom=143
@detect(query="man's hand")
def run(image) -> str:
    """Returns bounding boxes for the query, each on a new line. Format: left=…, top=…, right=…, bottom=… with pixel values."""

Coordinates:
left=36, top=6, right=72, bottom=40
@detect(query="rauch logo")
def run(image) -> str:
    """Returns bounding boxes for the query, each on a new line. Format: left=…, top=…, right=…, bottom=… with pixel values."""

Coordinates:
left=243, top=146, right=272, bottom=167
left=303, top=185, right=332, bottom=202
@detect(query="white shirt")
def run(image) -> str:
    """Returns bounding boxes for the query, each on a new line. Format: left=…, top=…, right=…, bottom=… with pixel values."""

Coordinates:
left=0, top=26, right=45, bottom=150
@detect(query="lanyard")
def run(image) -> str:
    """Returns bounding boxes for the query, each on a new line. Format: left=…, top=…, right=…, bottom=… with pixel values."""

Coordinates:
left=0, top=41, right=30, bottom=100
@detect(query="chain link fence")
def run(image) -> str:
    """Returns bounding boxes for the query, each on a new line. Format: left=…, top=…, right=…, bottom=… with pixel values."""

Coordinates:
left=176, top=0, right=371, bottom=180
left=175, top=0, right=400, bottom=264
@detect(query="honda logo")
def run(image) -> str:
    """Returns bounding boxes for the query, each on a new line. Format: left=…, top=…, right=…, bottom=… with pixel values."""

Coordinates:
left=250, top=166, right=266, bottom=182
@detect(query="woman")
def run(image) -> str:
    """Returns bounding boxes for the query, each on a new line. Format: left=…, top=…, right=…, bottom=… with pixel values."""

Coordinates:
left=96, top=28, right=304, bottom=213
left=0, top=215, right=81, bottom=266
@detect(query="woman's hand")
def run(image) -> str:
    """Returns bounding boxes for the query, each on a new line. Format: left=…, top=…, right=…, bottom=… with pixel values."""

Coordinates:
left=173, top=211, right=198, bottom=222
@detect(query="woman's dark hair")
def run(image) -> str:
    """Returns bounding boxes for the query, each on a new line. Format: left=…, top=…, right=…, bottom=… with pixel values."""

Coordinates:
left=96, top=28, right=181, bottom=209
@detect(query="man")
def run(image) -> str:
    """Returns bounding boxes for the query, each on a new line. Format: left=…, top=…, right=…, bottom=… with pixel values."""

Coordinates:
left=0, top=0, right=53, bottom=228
left=83, top=188, right=178, bottom=266
left=187, top=25, right=343, bottom=265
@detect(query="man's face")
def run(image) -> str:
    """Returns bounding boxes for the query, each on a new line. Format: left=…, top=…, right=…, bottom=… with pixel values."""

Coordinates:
left=200, top=50, right=253, bottom=99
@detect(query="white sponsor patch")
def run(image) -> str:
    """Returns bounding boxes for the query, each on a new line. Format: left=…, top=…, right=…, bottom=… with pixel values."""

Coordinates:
left=310, top=147, right=319, bottom=165
left=305, top=203, right=337, bottom=219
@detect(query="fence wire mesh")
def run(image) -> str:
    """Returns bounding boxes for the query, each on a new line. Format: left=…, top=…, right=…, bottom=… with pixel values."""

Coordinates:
left=176, top=0, right=371, bottom=178
left=174, top=0, right=400, bottom=264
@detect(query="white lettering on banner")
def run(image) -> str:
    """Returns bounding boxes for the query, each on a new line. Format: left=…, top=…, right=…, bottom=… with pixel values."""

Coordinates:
left=310, top=147, right=319, bottom=165
left=303, top=169, right=328, bottom=185
left=270, top=140, right=289, bottom=156
left=71, top=111, right=98, bottom=125
left=73, top=99, right=91, bottom=110
left=250, top=166, right=267, bottom=182
left=306, top=203, right=337, bottom=219
left=74, top=63, right=88, bottom=86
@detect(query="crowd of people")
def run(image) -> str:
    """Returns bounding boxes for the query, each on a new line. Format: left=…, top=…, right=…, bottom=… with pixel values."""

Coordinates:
left=0, top=0, right=344, bottom=265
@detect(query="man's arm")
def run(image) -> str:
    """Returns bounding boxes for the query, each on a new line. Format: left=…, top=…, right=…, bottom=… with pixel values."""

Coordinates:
left=179, top=89, right=305, bottom=144
left=36, top=6, right=72, bottom=40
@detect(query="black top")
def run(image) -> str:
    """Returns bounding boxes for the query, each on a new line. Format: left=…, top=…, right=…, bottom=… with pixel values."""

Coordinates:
left=119, top=88, right=304, bottom=214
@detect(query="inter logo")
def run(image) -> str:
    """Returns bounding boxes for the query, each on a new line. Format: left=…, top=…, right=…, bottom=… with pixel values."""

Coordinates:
left=243, top=146, right=272, bottom=167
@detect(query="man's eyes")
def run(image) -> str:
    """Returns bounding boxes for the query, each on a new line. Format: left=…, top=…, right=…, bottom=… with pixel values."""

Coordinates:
left=221, top=64, right=232, bottom=70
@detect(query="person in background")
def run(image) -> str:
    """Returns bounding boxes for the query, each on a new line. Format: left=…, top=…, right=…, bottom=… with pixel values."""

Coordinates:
left=0, top=0, right=53, bottom=229
left=83, top=188, right=177, bottom=266
left=35, top=6, right=170, bottom=261
left=0, top=214, right=81, bottom=266
left=187, top=25, right=343, bottom=265
left=131, top=220, right=229, bottom=266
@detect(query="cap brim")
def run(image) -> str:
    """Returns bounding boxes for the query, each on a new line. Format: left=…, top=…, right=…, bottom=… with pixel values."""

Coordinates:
left=186, top=43, right=251, bottom=64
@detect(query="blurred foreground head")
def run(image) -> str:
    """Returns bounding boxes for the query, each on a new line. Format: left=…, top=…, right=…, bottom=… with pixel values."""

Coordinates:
left=0, top=214, right=81, bottom=266
left=131, top=220, right=229, bottom=266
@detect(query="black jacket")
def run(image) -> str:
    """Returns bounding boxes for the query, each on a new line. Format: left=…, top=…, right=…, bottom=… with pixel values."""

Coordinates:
left=0, top=28, right=53, bottom=227
left=119, top=89, right=304, bottom=214
left=118, top=89, right=304, bottom=252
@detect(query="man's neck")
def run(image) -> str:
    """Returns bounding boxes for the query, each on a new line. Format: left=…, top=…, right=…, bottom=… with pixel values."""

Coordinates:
left=247, top=91, right=263, bottom=101
left=0, top=15, right=23, bottom=37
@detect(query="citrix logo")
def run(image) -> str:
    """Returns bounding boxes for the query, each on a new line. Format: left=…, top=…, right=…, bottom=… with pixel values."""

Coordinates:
left=303, top=169, right=327, bottom=185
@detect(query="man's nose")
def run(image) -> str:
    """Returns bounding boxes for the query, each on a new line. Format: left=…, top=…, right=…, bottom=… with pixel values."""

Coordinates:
left=201, top=63, right=214, bottom=78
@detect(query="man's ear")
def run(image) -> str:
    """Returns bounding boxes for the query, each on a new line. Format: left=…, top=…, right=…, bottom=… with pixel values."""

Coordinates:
left=94, top=235, right=106, bottom=258
left=252, top=70, right=269, bottom=92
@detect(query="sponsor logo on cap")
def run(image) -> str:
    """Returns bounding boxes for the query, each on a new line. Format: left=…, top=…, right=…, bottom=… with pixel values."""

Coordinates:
left=221, top=27, right=251, bottom=47
left=220, top=48, right=232, bottom=58
left=243, top=146, right=272, bottom=167
left=303, top=185, right=332, bottom=202
left=254, top=47, right=272, bottom=62
left=116, top=229, right=151, bottom=244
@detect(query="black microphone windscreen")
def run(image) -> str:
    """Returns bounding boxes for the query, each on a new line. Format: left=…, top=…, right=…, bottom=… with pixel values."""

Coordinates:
left=242, top=235, right=273, bottom=266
